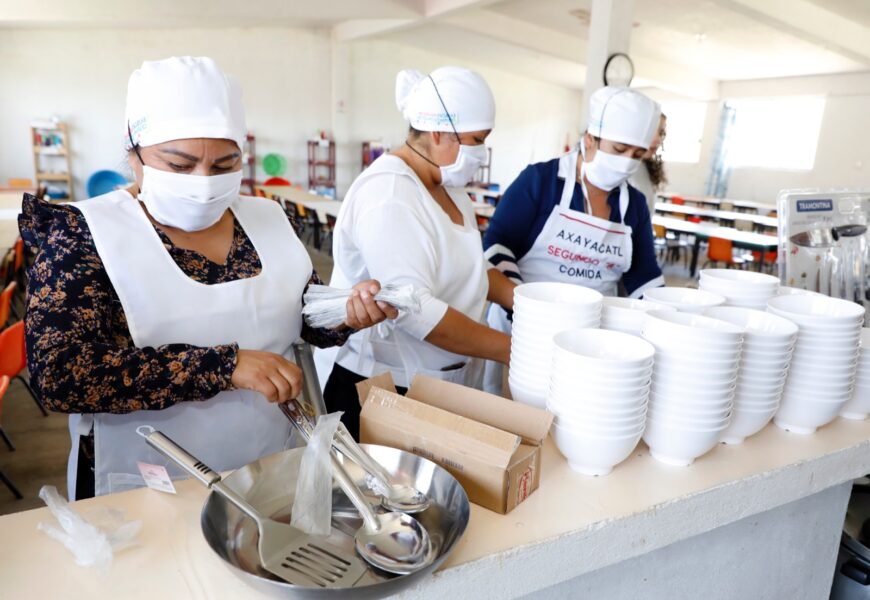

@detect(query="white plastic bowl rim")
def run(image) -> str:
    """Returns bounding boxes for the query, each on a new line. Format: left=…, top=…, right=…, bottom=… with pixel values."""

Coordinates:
left=643, top=286, right=727, bottom=309
left=699, top=268, right=780, bottom=287
left=514, top=281, right=604, bottom=307
left=551, top=328, right=656, bottom=365
left=767, top=295, right=866, bottom=321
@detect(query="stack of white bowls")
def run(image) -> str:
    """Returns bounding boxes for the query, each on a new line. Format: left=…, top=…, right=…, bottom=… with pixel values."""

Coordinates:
left=839, top=328, right=870, bottom=420
left=698, top=269, right=780, bottom=310
left=509, top=282, right=603, bottom=408
left=778, top=286, right=826, bottom=297
left=641, top=311, right=745, bottom=466
left=548, top=328, right=654, bottom=476
left=704, top=307, right=799, bottom=444
left=768, top=295, right=866, bottom=434
left=601, top=297, right=677, bottom=336
left=643, top=287, right=726, bottom=314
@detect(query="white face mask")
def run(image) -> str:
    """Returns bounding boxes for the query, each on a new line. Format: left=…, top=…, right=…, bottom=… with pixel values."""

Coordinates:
left=137, top=166, right=242, bottom=232
left=440, top=142, right=487, bottom=188
left=584, top=147, right=642, bottom=192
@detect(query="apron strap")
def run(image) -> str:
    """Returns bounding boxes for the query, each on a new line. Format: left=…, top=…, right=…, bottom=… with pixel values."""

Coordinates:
left=558, top=151, right=580, bottom=210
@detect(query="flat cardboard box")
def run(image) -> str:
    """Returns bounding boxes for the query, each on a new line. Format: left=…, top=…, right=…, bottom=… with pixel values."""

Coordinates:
left=357, top=374, right=553, bottom=514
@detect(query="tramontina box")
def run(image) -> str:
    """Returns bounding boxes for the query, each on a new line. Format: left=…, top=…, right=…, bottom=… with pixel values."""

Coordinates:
left=357, top=373, right=554, bottom=514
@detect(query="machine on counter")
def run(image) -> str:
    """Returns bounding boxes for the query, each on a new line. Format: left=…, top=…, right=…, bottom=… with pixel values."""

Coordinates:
left=778, top=188, right=870, bottom=308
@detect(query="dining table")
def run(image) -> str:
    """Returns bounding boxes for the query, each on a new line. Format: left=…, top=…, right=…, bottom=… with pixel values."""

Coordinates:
left=655, top=202, right=778, bottom=230
left=653, top=215, right=779, bottom=277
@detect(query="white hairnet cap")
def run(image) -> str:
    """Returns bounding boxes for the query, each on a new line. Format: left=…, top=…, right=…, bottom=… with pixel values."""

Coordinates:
left=586, top=86, right=661, bottom=149
left=125, top=56, right=247, bottom=150
left=396, top=66, right=495, bottom=133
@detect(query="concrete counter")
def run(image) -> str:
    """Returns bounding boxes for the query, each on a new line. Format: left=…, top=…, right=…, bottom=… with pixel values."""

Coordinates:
left=2, top=418, right=868, bottom=599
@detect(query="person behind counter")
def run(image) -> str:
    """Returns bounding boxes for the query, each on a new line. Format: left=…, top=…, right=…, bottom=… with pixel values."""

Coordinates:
left=19, top=56, right=397, bottom=500
left=315, top=67, right=516, bottom=439
left=631, top=113, right=668, bottom=215
left=480, top=86, right=664, bottom=393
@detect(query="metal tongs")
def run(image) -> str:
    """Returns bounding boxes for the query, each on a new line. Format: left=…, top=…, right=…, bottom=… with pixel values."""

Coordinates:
left=290, top=343, right=430, bottom=514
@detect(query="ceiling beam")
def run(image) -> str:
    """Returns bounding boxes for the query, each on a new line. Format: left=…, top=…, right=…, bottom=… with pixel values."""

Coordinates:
left=440, top=8, right=718, bottom=99
left=715, top=0, right=870, bottom=66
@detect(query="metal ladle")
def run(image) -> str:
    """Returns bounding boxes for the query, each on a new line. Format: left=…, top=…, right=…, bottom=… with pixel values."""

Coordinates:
left=280, top=402, right=435, bottom=575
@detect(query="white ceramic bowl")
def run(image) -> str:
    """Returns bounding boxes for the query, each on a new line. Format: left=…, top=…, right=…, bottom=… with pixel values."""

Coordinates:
left=649, top=391, right=734, bottom=411
left=553, top=408, right=647, bottom=430
left=777, top=286, right=825, bottom=297
left=650, top=343, right=742, bottom=363
left=511, top=313, right=601, bottom=333
left=736, top=378, right=787, bottom=395
left=767, top=295, right=866, bottom=324
left=551, top=423, right=642, bottom=476
left=840, top=385, right=870, bottom=419
left=549, top=397, right=648, bottom=419
left=651, top=379, right=737, bottom=400
left=643, top=287, right=727, bottom=313
left=514, top=281, right=603, bottom=309
left=720, top=407, right=777, bottom=444
left=551, top=354, right=654, bottom=376
left=781, top=386, right=854, bottom=404
left=549, top=381, right=650, bottom=405
left=508, top=380, right=547, bottom=408
left=652, top=354, right=741, bottom=374
left=642, top=418, right=727, bottom=466
left=652, top=363, right=739, bottom=383
left=648, top=401, right=732, bottom=419
left=700, top=268, right=780, bottom=288
left=643, top=310, right=745, bottom=344
left=551, top=328, right=656, bottom=368
left=774, top=398, right=844, bottom=434
left=549, top=371, right=651, bottom=393
left=703, top=306, right=798, bottom=342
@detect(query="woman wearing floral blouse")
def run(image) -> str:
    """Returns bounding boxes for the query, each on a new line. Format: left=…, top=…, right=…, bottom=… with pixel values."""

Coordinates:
left=19, top=56, right=396, bottom=500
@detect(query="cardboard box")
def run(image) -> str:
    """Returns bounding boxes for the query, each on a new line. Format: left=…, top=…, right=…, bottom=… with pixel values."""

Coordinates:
left=357, top=373, right=553, bottom=514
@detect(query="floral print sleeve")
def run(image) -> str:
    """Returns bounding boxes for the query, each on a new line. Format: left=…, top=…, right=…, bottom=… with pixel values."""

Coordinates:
left=19, top=195, right=239, bottom=414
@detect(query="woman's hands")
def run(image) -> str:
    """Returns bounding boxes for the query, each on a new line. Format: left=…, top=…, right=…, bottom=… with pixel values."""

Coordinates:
left=231, top=349, right=303, bottom=403
left=343, top=280, right=399, bottom=330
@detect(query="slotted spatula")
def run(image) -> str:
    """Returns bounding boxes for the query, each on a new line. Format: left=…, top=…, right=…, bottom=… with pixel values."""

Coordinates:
left=143, top=428, right=367, bottom=588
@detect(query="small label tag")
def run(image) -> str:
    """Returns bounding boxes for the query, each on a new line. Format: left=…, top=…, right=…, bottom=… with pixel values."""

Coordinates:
left=137, top=461, right=176, bottom=494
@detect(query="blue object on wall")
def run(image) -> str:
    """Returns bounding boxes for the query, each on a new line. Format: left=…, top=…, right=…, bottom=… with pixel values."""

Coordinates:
left=86, top=170, right=128, bottom=198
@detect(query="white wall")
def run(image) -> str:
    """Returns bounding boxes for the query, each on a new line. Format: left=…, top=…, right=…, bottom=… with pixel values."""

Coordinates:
left=0, top=27, right=333, bottom=200
left=659, top=72, right=870, bottom=203
left=0, top=28, right=583, bottom=201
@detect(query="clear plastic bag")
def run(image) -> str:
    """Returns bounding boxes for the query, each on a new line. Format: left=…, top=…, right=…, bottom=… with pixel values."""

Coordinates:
left=290, top=411, right=344, bottom=536
left=37, top=485, right=142, bottom=575
left=302, top=283, right=423, bottom=329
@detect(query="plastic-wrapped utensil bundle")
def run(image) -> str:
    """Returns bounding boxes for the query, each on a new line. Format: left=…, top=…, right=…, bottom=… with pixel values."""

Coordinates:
left=302, top=283, right=424, bottom=329
left=37, top=485, right=142, bottom=575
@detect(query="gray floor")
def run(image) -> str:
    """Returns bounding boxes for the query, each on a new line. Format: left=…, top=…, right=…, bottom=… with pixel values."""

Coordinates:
left=0, top=245, right=690, bottom=515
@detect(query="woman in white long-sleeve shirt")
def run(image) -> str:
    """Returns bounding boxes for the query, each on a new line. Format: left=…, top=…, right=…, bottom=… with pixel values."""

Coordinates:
left=316, top=67, right=516, bottom=438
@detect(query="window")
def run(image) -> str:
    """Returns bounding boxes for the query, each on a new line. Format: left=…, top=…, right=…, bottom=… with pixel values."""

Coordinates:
left=725, top=96, right=826, bottom=170
left=660, top=101, right=707, bottom=164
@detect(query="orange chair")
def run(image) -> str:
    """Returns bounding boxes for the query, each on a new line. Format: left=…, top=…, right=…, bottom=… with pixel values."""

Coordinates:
left=0, top=281, right=17, bottom=327
left=703, top=237, right=745, bottom=269
left=0, top=322, right=47, bottom=416
left=0, top=375, right=21, bottom=499
left=0, top=375, right=12, bottom=451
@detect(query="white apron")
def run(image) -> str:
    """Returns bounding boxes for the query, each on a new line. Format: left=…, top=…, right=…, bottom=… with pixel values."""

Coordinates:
left=68, top=190, right=312, bottom=497
left=484, top=150, right=633, bottom=393
left=315, top=162, right=488, bottom=391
